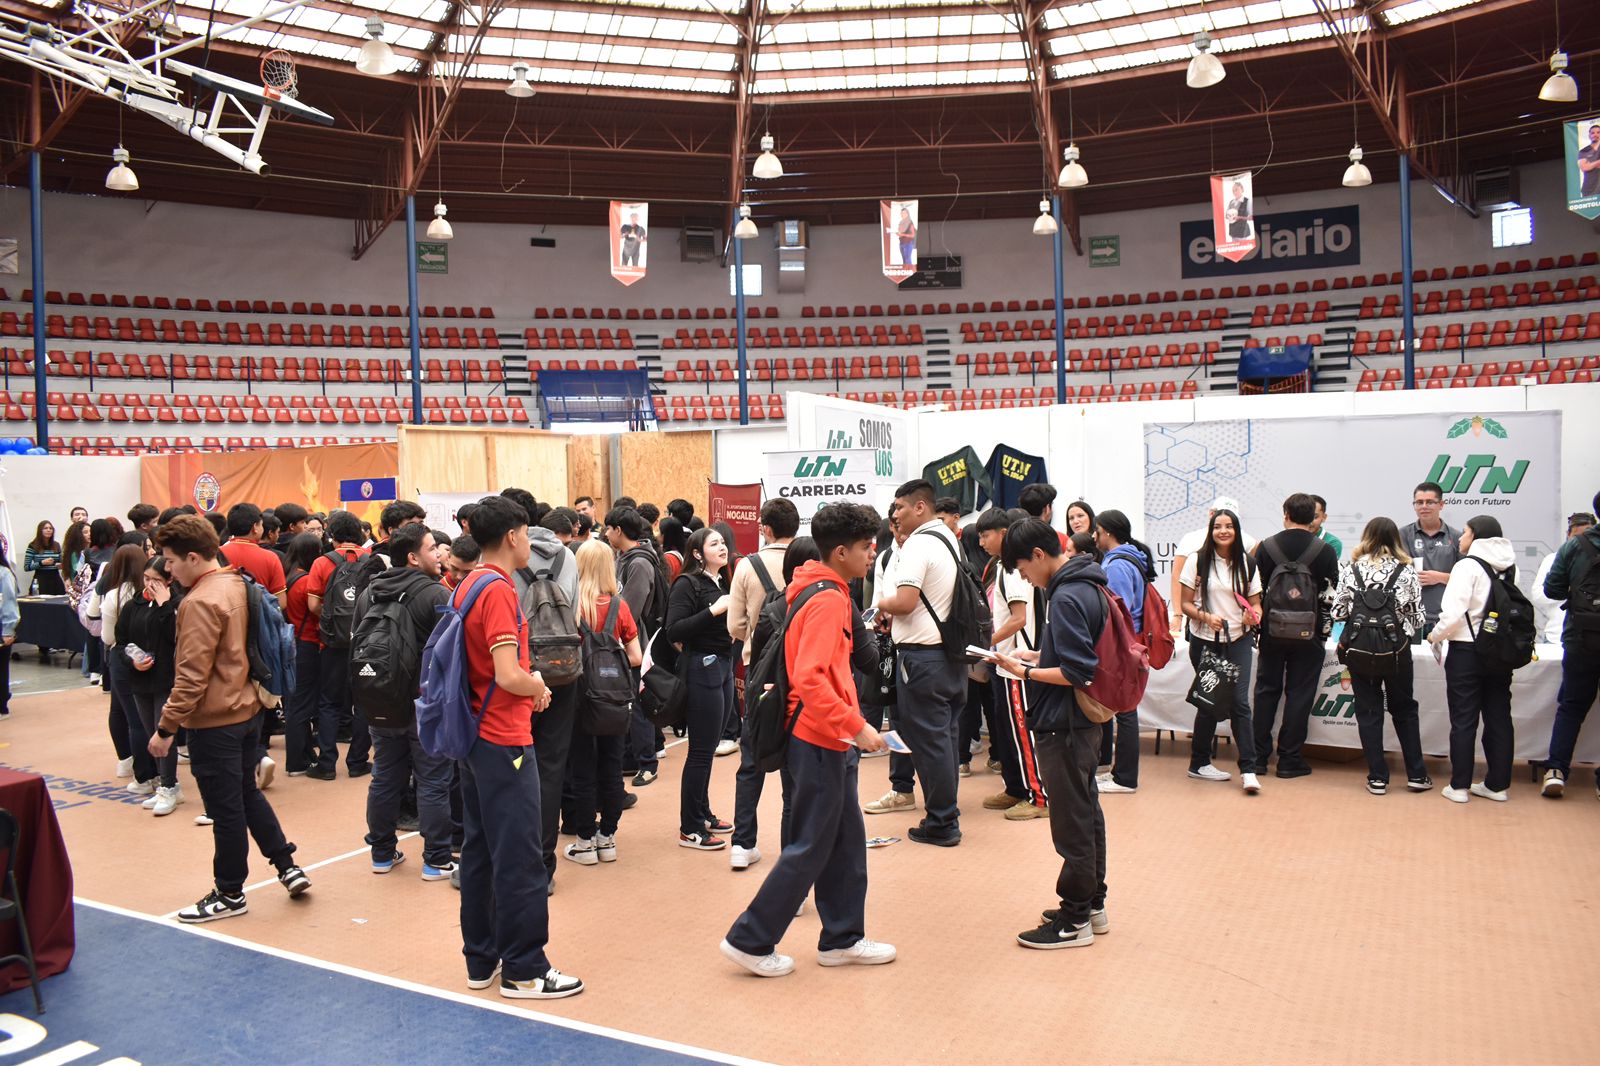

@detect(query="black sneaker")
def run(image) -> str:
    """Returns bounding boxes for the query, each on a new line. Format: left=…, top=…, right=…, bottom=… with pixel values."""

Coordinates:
left=278, top=865, right=312, bottom=897
left=306, top=766, right=336, bottom=781
left=632, top=770, right=657, bottom=787
left=907, top=825, right=962, bottom=848
left=1041, top=908, right=1109, bottom=934
left=177, top=889, right=248, bottom=924
left=396, top=814, right=420, bottom=832
left=1017, top=918, right=1093, bottom=950
left=1406, top=775, right=1434, bottom=792
left=346, top=762, right=373, bottom=778
left=621, top=792, right=638, bottom=811
left=1275, top=763, right=1313, bottom=779
left=1366, top=777, right=1387, bottom=795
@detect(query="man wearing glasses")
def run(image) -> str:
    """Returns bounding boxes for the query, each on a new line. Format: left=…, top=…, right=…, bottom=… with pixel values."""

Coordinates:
left=1398, top=481, right=1462, bottom=635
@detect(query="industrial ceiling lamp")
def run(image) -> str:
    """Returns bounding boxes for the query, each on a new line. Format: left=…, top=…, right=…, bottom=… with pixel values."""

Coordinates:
left=356, top=15, right=400, bottom=77
left=105, top=145, right=139, bottom=192
left=734, top=202, right=758, bottom=239
left=507, top=61, right=535, bottom=99
left=1342, top=144, right=1371, bottom=188
left=1186, top=30, right=1225, bottom=89
left=1058, top=143, right=1088, bottom=189
left=427, top=199, right=453, bottom=241
left=1539, top=51, right=1578, bottom=103
left=752, top=133, right=783, bottom=179
left=1032, top=199, right=1058, bottom=237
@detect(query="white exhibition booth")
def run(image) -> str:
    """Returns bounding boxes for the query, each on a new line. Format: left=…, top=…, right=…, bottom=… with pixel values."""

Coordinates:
left=713, top=381, right=1600, bottom=765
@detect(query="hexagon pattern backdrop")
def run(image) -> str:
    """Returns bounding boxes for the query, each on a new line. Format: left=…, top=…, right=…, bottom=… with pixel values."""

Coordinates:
left=1143, top=413, right=1563, bottom=593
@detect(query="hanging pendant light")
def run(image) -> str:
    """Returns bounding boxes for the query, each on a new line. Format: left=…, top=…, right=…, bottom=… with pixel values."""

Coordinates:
left=426, top=199, right=453, bottom=241
left=752, top=134, right=783, bottom=180
left=1032, top=199, right=1058, bottom=237
left=1186, top=31, right=1225, bottom=89
left=506, top=61, right=535, bottom=99
left=1342, top=144, right=1372, bottom=188
left=1539, top=51, right=1578, bottom=103
left=356, top=15, right=400, bottom=77
left=105, top=145, right=139, bottom=192
left=1058, top=143, right=1088, bottom=189
left=734, top=203, right=758, bottom=240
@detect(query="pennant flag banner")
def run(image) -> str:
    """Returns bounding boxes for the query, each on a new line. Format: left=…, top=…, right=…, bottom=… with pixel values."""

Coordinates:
left=1564, top=117, right=1600, bottom=220
left=1210, top=171, right=1257, bottom=263
left=881, top=199, right=918, bottom=282
left=708, top=482, right=762, bottom=558
left=610, top=201, right=648, bottom=285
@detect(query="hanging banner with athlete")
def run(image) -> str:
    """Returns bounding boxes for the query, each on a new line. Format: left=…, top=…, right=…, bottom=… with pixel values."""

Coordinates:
left=610, top=200, right=648, bottom=286
left=881, top=199, right=918, bottom=282
left=1564, top=117, right=1600, bottom=220
left=1210, top=171, right=1257, bottom=263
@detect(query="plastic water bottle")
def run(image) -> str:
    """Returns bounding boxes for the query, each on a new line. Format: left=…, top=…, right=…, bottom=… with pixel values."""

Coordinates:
left=125, top=643, right=154, bottom=669
left=1483, top=612, right=1499, bottom=635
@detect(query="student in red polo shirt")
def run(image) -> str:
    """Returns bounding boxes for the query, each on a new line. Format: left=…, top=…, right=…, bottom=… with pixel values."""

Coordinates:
left=304, top=511, right=374, bottom=780
left=218, top=504, right=288, bottom=606
left=454, top=495, right=584, bottom=1001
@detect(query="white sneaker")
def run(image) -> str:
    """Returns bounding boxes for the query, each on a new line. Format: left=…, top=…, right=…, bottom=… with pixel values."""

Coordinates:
left=594, top=833, right=617, bottom=863
left=126, top=778, right=156, bottom=797
left=720, top=938, right=795, bottom=978
left=88, top=673, right=102, bottom=686
left=142, top=792, right=161, bottom=810
left=194, top=813, right=215, bottom=826
left=730, top=845, right=761, bottom=871
left=152, top=785, right=183, bottom=816
left=1470, top=781, right=1509, bottom=802
left=256, top=755, right=276, bottom=790
left=863, top=789, right=917, bottom=815
left=563, top=839, right=599, bottom=866
left=1188, top=764, right=1232, bottom=782
left=655, top=747, right=668, bottom=760
left=818, top=938, right=897, bottom=967
left=1089, top=908, right=1109, bottom=935
left=714, top=739, right=739, bottom=757
left=1442, top=786, right=1470, bottom=804
left=1098, top=780, right=1137, bottom=794
left=1241, top=773, right=1261, bottom=795
left=116, top=756, right=134, bottom=779
left=796, top=898, right=806, bottom=917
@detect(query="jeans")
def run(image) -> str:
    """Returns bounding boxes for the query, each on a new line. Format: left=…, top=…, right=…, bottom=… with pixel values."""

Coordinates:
left=285, top=640, right=321, bottom=773
left=1251, top=640, right=1325, bottom=771
left=1546, top=639, right=1600, bottom=784
left=887, top=701, right=916, bottom=795
left=82, top=637, right=102, bottom=678
left=314, top=643, right=370, bottom=773
left=625, top=695, right=660, bottom=775
left=187, top=713, right=297, bottom=894
left=995, top=674, right=1047, bottom=803
left=958, top=676, right=993, bottom=767
left=732, top=726, right=795, bottom=850
left=568, top=730, right=627, bottom=838
left=1034, top=728, right=1107, bottom=926
left=1189, top=636, right=1257, bottom=772
left=680, top=652, right=732, bottom=835
left=534, top=682, right=577, bottom=876
left=894, top=647, right=966, bottom=836
left=366, top=725, right=453, bottom=867
left=1443, top=641, right=1514, bottom=792
left=108, top=654, right=155, bottom=784
left=1350, top=651, right=1427, bottom=784
left=131, top=691, right=178, bottom=788
left=1098, top=709, right=1140, bottom=789
left=458, top=735, right=551, bottom=983
left=725, top=737, right=867, bottom=956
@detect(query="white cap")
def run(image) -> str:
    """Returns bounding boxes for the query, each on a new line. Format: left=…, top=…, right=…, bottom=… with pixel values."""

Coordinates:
left=1211, top=496, right=1241, bottom=513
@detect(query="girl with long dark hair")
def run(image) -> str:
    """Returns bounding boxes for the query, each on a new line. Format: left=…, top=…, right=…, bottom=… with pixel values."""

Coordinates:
left=1178, top=509, right=1263, bottom=792
left=25, top=520, right=64, bottom=597
left=1066, top=500, right=1097, bottom=538
left=117, top=557, right=184, bottom=813
left=99, top=543, right=156, bottom=792
left=665, top=526, right=735, bottom=851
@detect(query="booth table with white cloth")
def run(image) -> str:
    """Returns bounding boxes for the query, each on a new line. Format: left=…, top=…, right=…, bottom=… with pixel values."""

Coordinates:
left=1138, top=641, right=1589, bottom=766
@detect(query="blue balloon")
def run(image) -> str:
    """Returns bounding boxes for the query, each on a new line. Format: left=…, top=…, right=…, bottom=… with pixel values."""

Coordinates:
left=25, top=447, right=45, bottom=456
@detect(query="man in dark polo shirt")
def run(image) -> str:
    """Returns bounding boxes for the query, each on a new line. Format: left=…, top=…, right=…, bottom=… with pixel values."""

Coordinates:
left=1398, top=481, right=1462, bottom=635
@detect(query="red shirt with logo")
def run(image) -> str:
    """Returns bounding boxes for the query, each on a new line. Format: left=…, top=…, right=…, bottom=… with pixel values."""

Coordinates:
left=454, top=564, right=534, bottom=746
left=220, top=537, right=287, bottom=595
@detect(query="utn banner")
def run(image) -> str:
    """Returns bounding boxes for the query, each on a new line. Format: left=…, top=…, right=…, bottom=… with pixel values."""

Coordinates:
left=764, top=449, right=891, bottom=531
left=1181, top=203, right=1360, bottom=278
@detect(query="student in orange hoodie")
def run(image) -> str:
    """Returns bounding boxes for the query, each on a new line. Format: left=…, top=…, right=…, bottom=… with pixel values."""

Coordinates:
left=720, top=502, right=896, bottom=978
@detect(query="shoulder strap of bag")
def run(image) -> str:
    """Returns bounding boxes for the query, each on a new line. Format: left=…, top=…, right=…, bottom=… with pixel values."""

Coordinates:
left=601, top=595, right=621, bottom=637
left=1294, top=537, right=1323, bottom=567
left=1262, top=538, right=1288, bottom=568
left=751, top=553, right=778, bottom=596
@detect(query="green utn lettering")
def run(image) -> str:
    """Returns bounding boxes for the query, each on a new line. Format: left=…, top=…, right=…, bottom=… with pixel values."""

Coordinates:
left=1425, top=454, right=1529, bottom=495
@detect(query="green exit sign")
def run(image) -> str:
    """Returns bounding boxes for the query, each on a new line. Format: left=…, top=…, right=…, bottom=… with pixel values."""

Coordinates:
left=1089, top=235, right=1119, bottom=268
left=416, top=242, right=448, bottom=274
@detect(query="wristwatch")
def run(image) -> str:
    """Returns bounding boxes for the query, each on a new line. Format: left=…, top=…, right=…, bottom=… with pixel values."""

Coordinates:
left=1023, top=664, right=1034, bottom=682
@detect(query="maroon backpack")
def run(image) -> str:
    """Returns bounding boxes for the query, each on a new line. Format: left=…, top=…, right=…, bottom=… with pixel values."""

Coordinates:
left=1074, top=585, right=1151, bottom=724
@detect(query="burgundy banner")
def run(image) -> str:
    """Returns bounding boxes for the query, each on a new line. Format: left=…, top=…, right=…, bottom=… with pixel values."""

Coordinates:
left=708, top=481, right=762, bottom=559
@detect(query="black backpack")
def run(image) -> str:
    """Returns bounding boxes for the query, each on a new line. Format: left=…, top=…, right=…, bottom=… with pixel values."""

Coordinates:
left=621, top=545, right=670, bottom=637
left=518, top=552, right=583, bottom=686
left=1337, top=564, right=1408, bottom=678
left=746, top=554, right=789, bottom=665
left=349, top=582, right=424, bottom=730
left=745, top=580, right=837, bottom=773
left=914, top=529, right=993, bottom=664
left=577, top=598, right=633, bottom=736
left=1261, top=538, right=1324, bottom=642
left=1466, top=557, right=1537, bottom=671
left=319, top=550, right=380, bottom=650
left=1566, top=536, right=1600, bottom=653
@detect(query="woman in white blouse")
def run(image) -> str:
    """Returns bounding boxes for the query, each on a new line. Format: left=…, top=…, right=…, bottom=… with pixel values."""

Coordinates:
left=1178, top=509, right=1264, bottom=793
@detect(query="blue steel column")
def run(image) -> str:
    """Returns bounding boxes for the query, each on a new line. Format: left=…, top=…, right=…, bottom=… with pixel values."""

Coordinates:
left=1051, top=194, right=1067, bottom=405
left=404, top=194, right=424, bottom=422
left=1398, top=154, right=1416, bottom=390
left=30, top=153, right=48, bottom=450
left=733, top=234, right=749, bottom=425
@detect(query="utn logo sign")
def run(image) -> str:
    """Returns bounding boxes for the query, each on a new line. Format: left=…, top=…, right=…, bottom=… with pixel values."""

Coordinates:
left=1180, top=204, right=1360, bottom=278
left=1426, top=416, right=1529, bottom=504
left=793, top=454, right=849, bottom=479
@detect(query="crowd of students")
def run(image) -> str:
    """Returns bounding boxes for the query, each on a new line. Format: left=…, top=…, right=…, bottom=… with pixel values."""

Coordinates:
left=11, top=472, right=1597, bottom=990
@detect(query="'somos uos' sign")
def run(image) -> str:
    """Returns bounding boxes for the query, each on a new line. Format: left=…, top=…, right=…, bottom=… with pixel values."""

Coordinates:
left=764, top=448, right=887, bottom=530
left=1180, top=203, right=1360, bottom=278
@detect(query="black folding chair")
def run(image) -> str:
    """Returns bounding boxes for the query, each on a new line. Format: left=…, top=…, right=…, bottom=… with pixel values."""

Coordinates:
left=0, top=808, right=43, bottom=1014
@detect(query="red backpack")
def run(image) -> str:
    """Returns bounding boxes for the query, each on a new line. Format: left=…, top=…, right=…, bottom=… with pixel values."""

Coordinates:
left=1138, top=582, right=1175, bottom=670
left=1074, top=585, right=1151, bottom=724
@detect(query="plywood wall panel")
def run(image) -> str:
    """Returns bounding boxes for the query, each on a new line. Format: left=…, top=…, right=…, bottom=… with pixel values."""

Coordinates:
left=399, top=426, right=569, bottom=504
left=617, top=431, right=713, bottom=517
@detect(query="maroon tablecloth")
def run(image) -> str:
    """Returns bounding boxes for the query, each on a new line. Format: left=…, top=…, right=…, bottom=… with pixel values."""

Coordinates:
left=0, top=769, right=75, bottom=989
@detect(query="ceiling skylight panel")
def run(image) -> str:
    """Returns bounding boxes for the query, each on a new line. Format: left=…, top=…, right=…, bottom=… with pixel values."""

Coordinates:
left=846, top=72, right=877, bottom=89
left=1057, top=59, right=1096, bottom=77
left=478, top=36, right=516, bottom=56
left=907, top=45, right=938, bottom=64
left=905, top=16, right=939, bottom=36
left=551, top=11, right=589, bottom=33
left=641, top=46, right=676, bottom=66
left=290, top=7, right=339, bottom=32
left=803, top=22, right=843, bottom=42
left=618, top=14, right=657, bottom=36
left=970, top=41, right=1002, bottom=61
left=690, top=76, right=730, bottom=93
left=1252, top=26, right=1290, bottom=46
left=939, top=14, right=973, bottom=35
left=608, top=45, right=646, bottom=65
left=1279, top=0, right=1320, bottom=16
left=1064, top=4, right=1100, bottom=27
left=684, top=48, right=723, bottom=68
left=999, top=41, right=1026, bottom=59
left=971, top=13, right=1009, bottom=33
left=547, top=40, right=581, bottom=61
left=1210, top=6, right=1249, bottom=29
left=1287, top=22, right=1330, bottom=41
left=772, top=23, right=809, bottom=43
left=1109, top=24, right=1149, bottom=45
left=391, top=26, right=433, bottom=49
left=810, top=48, right=845, bottom=68
left=1093, top=0, right=1135, bottom=18
left=1076, top=29, right=1114, bottom=50
left=1242, top=2, right=1284, bottom=25
left=1141, top=17, right=1179, bottom=39
left=936, top=43, right=969, bottom=63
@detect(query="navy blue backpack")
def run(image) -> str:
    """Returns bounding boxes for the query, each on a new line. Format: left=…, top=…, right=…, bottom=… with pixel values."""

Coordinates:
left=417, top=572, right=518, bottom=760
left=240, top=571, right=296, bottom=708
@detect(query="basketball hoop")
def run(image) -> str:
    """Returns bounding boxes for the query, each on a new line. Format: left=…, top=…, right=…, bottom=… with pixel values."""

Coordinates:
left=260, top=48, right=298, bottom=100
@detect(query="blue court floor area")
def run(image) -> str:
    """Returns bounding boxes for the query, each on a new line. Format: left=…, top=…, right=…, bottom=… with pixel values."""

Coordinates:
left=0, top=901, right=745, bottom=1065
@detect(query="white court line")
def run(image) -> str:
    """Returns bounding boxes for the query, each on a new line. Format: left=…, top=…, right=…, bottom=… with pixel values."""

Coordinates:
left=159, top=832, right=419, bottom=919
left=77, top=896, right=770, bottom=1066
left=13, top=685, right=99, bottom=698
